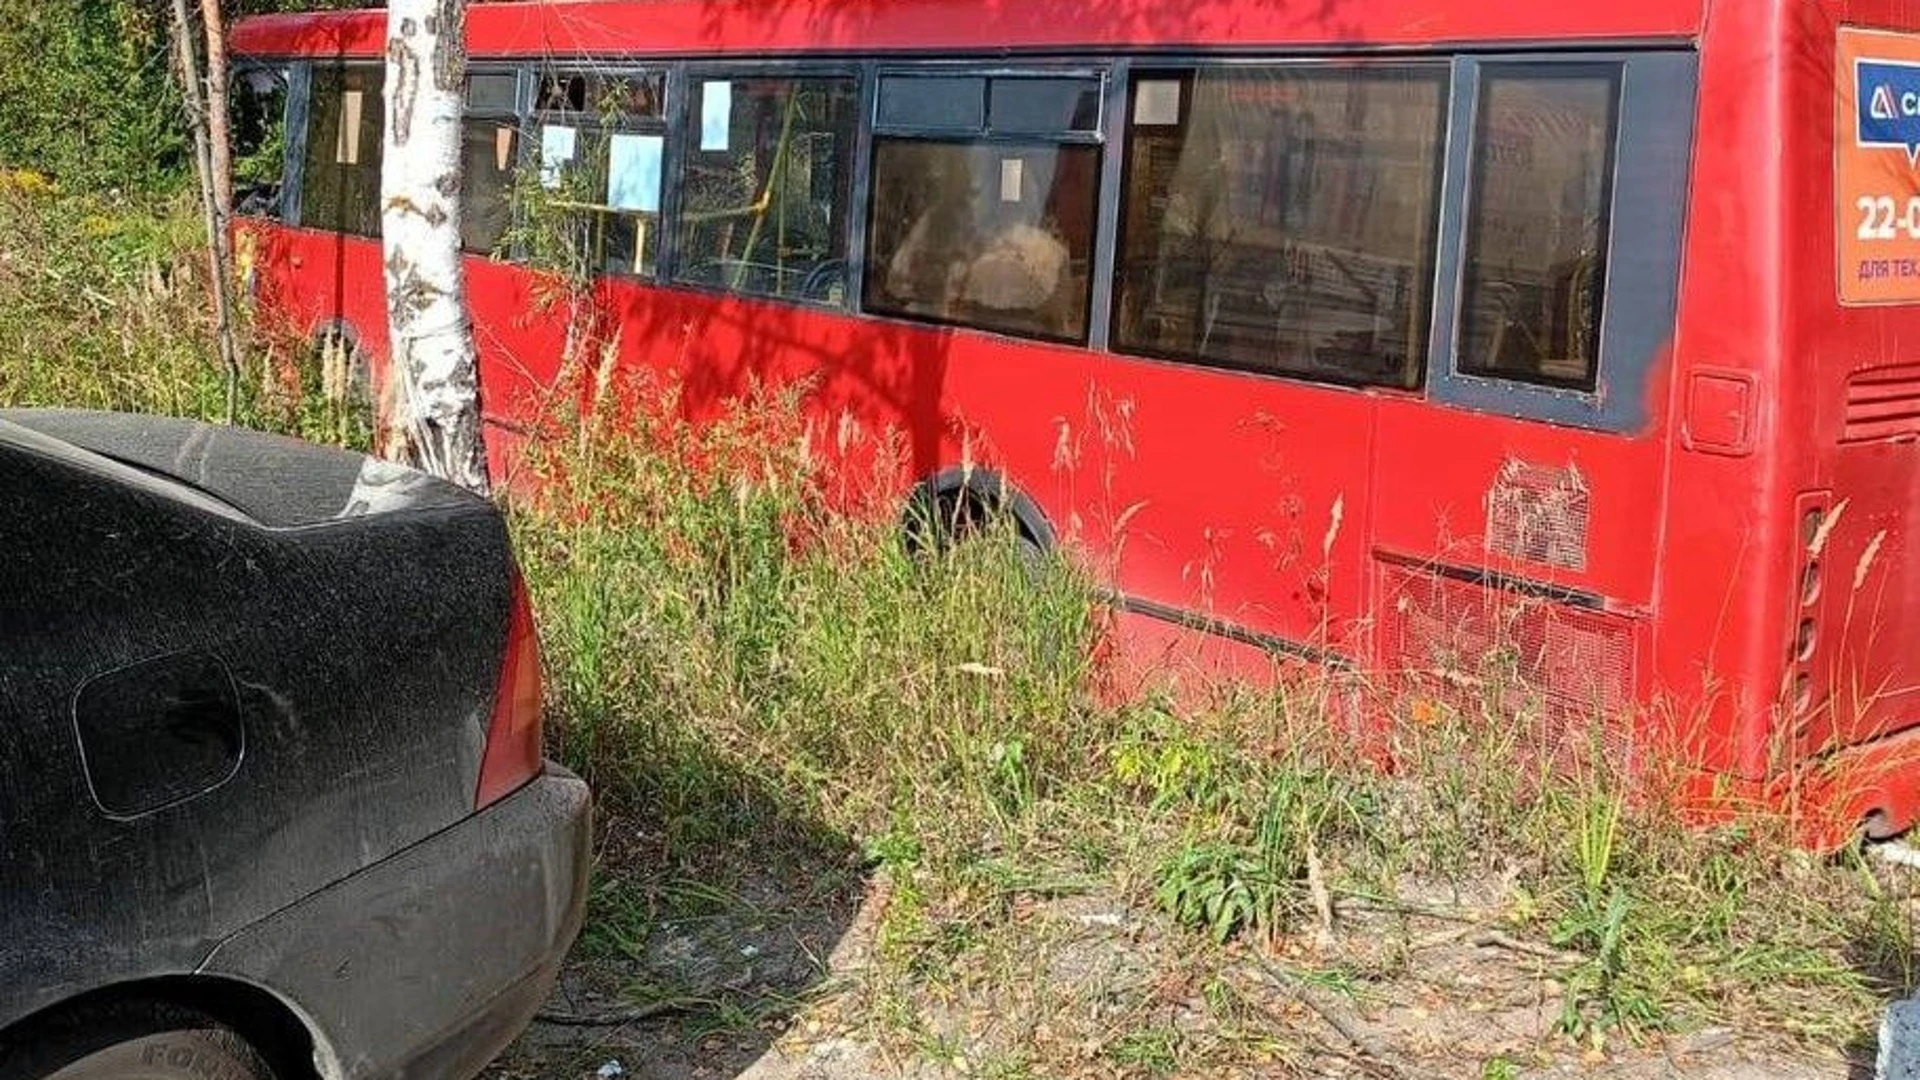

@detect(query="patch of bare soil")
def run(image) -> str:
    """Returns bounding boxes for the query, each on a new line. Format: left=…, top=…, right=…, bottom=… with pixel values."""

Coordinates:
left=485, top=869, right=1861, bottom=1080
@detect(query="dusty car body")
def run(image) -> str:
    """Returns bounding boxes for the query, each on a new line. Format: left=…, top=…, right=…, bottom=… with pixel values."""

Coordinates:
left=0, top=411, right=588, bottom=1080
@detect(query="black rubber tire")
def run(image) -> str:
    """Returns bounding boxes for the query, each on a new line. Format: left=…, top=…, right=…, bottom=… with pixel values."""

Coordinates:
left=0, top=1000, right=278, bottom=1080
left=907, top=487, right=1041, bottom=556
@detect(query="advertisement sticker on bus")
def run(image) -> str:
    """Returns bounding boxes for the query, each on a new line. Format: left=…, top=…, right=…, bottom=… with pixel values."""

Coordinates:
left=1837, top=27, right=1920, bottom=304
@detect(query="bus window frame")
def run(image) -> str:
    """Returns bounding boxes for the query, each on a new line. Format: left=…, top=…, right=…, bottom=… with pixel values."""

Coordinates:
left=668, top=60, right=867, bottom=309
left=276, top=61, right=311, bottom=230
left=294, top=59, right=390, bottom=240
left=1103, top=55, right=1455, bottom=391
left=257, top=45, right=1694, bottom=425
left=870, top=63, right=1108, bottom=144
left=532, top=62, right=674, bottom=280
left=465, top=67, right=526, bottom=116
left=1454, top=61, right=1623, bottom=394
left=1087, top=57, right=1131, bottom=353
left=222, top=58, right=310, bottom=227
left=1426, top=51, right=1697, bottom=434
left=862, top=61, right=1112, bottom=345
left=228, top=61, right=296, bottom=221
left=463, top=61, right=533, bottom=259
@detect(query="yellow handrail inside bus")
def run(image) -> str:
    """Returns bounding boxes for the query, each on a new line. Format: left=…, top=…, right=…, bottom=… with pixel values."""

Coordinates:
left=726, top=91, right=802, bottom=292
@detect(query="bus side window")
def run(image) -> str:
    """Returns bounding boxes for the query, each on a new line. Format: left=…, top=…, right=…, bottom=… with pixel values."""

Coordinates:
left=299, top=64, right=384, bottom=237
left=461, top=72, right=520, bottom=257
left=1112, top=65, right=1448, bottom=389
left=675, top=75, right=859, bottom=307
left=864, top=74, right=1103, bottom=344
left=1456, top=66, right=1620, bottom=392
left=530, top=69, right=668, bottom=279
left=230, top=67, right=289, bottom=219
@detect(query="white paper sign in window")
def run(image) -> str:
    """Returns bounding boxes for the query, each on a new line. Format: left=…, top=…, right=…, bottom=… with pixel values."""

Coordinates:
left=608, top=132, right=664, bottom=212
left=336, top=89, right=364, bottom=165
left=1000, top=157, right=1024, bottom=203
left=1134, top=79, right=1182, bottom=127
left=700, top=80, right=732, bottom=152
left=539, top=124, right=577, bottom=188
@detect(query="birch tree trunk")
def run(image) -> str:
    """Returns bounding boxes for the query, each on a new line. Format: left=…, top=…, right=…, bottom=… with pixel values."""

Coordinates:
left=170, top=0, right=241, bottom=422
left=199, top=0, right=233, bottom=245
left=382, top=0, right=489, bottom=495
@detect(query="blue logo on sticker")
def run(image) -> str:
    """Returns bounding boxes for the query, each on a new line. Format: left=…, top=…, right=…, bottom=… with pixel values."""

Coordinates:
left=1859, top=59, right=1920, bottom=163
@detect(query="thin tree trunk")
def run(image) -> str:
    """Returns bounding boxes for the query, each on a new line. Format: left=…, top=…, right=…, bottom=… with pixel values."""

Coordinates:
left=199, top=0, right=233, bottom=257
left=170, top=0, right=242, bottom=423
left=382, top=0, right=488, bottom=495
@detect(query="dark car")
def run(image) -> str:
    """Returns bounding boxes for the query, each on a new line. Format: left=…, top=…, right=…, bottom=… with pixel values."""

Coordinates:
left=0, top=410, right=590, bottom=1080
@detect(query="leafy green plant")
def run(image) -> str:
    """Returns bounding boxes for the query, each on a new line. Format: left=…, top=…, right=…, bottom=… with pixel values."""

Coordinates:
left=1108, top=1027, right=1181, bottom=1075
left=1155, top=840, right=1275, bottom=945
left=0, top=2, right=184, bottom=195
left=0, top=187, right=353, bottom=445
left=1553, top=885, right=1661, bottom=1043
left=1550, top=794, right=1662, bottom=1045
left=1575, top=792, right=1623, bottom=899
left=1112, top=706, right=1225, bottom=812
left=1481, top=1057, right=1521, bottom=1080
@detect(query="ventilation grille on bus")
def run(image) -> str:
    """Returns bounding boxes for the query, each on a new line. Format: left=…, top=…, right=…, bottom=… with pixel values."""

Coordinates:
left=1843, top=366, right=1920, bottom=443
left=1378, top=562, right=1634, bottom=721
left=1485, top=461, right=1590, bottom=572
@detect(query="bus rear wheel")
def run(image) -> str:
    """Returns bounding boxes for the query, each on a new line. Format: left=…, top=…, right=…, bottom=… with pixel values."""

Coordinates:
left=902, top=474, right=1049, bottom=568
left=310, top=325, right=377, bottom=450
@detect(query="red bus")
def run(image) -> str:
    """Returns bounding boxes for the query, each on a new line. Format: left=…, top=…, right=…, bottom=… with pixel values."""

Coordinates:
left=230, top=0, right=1920, bottom=842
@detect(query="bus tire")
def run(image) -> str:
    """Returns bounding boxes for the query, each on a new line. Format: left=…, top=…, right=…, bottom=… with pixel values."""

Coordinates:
left=309, top=323, right=378, bottom=447
left=902, top=468, right=1053, bottom=564
left=312, top=324, right=371, bottom=408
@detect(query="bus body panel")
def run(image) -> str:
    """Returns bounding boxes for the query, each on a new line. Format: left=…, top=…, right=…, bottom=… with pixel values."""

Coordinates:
left=231, top=1, right=1709, bottom=61
left=1781, top=0, right=1920, bottom=775
left=1368, top=398, right=1667, bottom=739
left=244, top=224, right=382, bottom=348
left=1646, top=0, right=1794, bottom=781
left=589, top=275, right=1379, bottom=656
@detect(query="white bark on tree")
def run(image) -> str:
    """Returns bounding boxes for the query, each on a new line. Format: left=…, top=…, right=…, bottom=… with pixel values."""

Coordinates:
left=382, top=0, right=489, bottom=495
left=199, top=0, right=233, bottom=249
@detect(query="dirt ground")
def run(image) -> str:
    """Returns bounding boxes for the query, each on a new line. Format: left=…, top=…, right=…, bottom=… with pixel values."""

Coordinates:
left=483, top=871, right=1871, bottom=1080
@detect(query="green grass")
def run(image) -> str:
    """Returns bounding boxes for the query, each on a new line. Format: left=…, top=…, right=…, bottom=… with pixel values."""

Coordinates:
left=7, top=188, right=1916, bottom=1075
left=506, top=368, right=1908, bottom=1068
left=0, top=184, right=372, bottom=445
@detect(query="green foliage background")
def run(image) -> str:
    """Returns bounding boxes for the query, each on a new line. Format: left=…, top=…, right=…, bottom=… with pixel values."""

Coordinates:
left=0, top=0, right=365, bottom=197
left=0, top=3, right=186, bottom=194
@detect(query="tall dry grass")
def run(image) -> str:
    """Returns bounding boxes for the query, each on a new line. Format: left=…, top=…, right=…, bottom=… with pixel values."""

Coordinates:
left=0, top=183, right=369, bottom=444
left=507, top=361, right=1908, bottom=1066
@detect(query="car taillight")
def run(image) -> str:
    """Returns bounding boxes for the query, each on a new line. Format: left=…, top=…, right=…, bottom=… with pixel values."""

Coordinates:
left=475, top=571, right=543, bottom=808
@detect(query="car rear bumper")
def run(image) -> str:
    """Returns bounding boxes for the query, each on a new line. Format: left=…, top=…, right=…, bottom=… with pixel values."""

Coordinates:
left=198, top=765, right=591, bottom=1080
